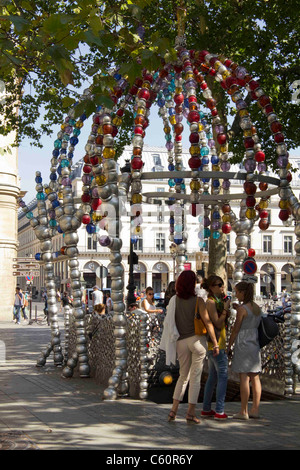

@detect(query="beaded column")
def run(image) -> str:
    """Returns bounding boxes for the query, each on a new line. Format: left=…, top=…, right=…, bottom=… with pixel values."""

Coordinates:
left=60, top=171, right=90, bottom=379
left=29, top=173, right=63, bottom=367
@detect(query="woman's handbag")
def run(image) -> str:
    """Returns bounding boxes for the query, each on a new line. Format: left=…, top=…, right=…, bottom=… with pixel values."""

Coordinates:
left=194, top=298, right=207, bottom=336
left=258, top=315, right=279, bottom=348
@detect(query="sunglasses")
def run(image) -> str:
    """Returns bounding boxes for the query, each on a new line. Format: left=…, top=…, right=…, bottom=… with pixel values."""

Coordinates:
left=213, top=283, right=223, bottom=288
left=147, top=293, right=154, bottom=296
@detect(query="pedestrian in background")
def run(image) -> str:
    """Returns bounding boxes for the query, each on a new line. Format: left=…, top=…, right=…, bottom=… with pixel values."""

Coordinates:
left=160, top=270, right=219, bottom=425
left=13, top=287, right=23, bottom=324
left=163, top=281, right=176, bottom=309
left=201, top=275, right=231, bottom=420
left=227, top=281, right=262, bottom=420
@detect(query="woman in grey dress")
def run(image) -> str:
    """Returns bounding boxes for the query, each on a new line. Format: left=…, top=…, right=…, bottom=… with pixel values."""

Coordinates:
left=227, top=282, right=262, bottom=420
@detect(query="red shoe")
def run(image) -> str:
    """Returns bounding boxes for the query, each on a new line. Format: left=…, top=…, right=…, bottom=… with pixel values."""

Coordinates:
left=214, top=412, right=228, bottom=420
left=201, top=410, right=216, bottom=417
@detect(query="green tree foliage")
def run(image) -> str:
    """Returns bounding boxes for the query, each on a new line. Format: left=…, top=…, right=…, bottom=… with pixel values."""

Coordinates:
left=0, top=0, right=299, bottom=167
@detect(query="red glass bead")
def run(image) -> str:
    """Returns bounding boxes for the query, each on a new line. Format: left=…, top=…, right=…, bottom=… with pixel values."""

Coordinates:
left=244, top=137, right=254, bottom=149
left=93, top=115, right=100, bottom=124
left=189, top=132, right=199, bottom=144
left=187, top=111, right=200, bottom=123
left=81, top=193, right=91, bottom=203
left=83, top=164, right=92, bottom=174
left=143, top=72, right=153, bottom=83
left=244, top=181, right=257, bottom=195
left=222, top=223, right=231, bottom=234
left=259, top=219, right=269, bottom=230
left=287, top=172, right=292, bottom=183
left=129, top=85, right=139, bottom=95
left=217, top=134, right=227, bottom=145
left=103, top=124, right=113, bottom=134
left=264, top=104, right=273, bottom=114
left=279, top=209, right=289, bottom=221
left=255, top=151, right=265, bottom=162
left=259, top=182, right=268, bottom=191
left=206, top=98, right=216, bottom=110
left=91, top=198, right=101, bottom=211
left=200, top=82, right=208, bottom=90
left=270, top=121, right=282, bottom=133
left=174, top=123, right=183, bottom=135
left=135, top=78, right=143, bottom=87
left=222, top=203, right=231, bottom=213
left=211, top=108, right=218, bottom=116
left=96, top=135, right=103, bottom=145
left=274, top=133, right=284, bottom=143
left=83, top=154, right=90, bottom=164
left=259, top=210, right=268, bottom=219
left=112, top=125, right=118, bottom=137
left=131, top=157, right=143, bottom=170
left=82, top=215, right=91, bottom=225
left=175, top=135, right=182, bottom=142
left=188, top=156, right=201, bottom=169
left=249, top=80, right=260, bottom=90
left=174, top=93, right=184, bottom=105
left=246, top=196, right=256, bottom=207
left=116, top=109, right=124, bottom=117
left=188, top=95, right=197, bottom=103
left=259, top=95, right=270, bottom=107
left=134, top=126, right=143, bottom=135
left=248, top=248, right=256, bottom=257
left=90, top=156, right=99, bottom=166
left=138, top=88, right=150, bottom=100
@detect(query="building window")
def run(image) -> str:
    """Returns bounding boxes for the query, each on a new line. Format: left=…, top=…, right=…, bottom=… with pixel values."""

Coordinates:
left=156, top=232, right=165, bottom=252
left=135, top=236, right=143, bottom=251
left=87, top=235, right=97, bottom=251
left=152, top=154, right=162, bottom=166
left=263, top=235, right=272, bottom=254
left=284, top=235, right=293, bottom=254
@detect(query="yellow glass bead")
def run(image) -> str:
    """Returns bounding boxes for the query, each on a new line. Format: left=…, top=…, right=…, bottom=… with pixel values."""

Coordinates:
left=132, top=193, right=142, bottom=204
left=190, top=180, right=200, bottom=191
left=76, top=120, right=84, bottom=128
left=112, top=116, right=122, bottom=126
left=97, top=126, right=103, bottom=135
left=169, top=115, right=176, bottom=125
left=258, top=200, right=268, bottom=209
left=214, top=60, right=221, bottom=69
left=245, top=208, right=256, bottom=219
left=61, top=124, right=66, bottom=130
left=185, top=72, right=194, bottom=80
left=239, top=109, right=249, bottom=117
left=279, top=199, right=289, bottom=209
left=220, top=145, right=228, bottom=153
left=287, top=162, right=291, bottom=169
left=164, top=126, right=171, bottom=134
left=222, top=70, right=231, bottom=80
left=198, top=123, right=204, bottom=132
left=58, top=191, right=63, bottom=200
left=44, top=187, right=51, bottom=195
left=103, top=147, right=115, bottom=159
left=175, top=87, right=182, bottom=94
left=222, top=214, right=231, bottom=223
left=212, top=165, right=220, bottom=171
left=243, top=129, right=252, bottom=137
left=137, top=107, right=146, bottom=115
left=95, top=175, right=106, bottom=185
left=189, top=145, right=200, bottom=155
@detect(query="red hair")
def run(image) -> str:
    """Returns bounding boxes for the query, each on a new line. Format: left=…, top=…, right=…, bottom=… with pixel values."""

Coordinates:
left=176, top=271, right=196, bottom=299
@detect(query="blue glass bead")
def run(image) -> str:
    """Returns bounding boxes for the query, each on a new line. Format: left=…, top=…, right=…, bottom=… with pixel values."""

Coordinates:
left=26, top=211, right=33, bottom=219
left=60, top=148, right=67, bottom=154
left=212, top=211, right=220, bottom=219
left=52, top=149, right=59, bottom=157
left=113, top=73, right=121, bottom=80
left=69, top=119, right=76, bottom=126
left=199, top=111, right=205, bottom=119
left=181, top=183, right=185, bottom=190
left=204, top=228, right=211, bottom=238
left=57, top=225, right=63, bottom=234
left=62, top=134, right=70, bottom=141
left=61, top=159, right=69, bottom=168
left=184, top=98, right=189, bottom=107
left=57, top=165, right=62, bottom=175
left=168, top=164, right=175, bottom=171
left=73, top=128, right=81, bottom=136
left=168, top=107, right=176, bottom=116
left=202, top=157, right=209, bottom=165
left=54, top=139, right=62, bottom=149
left=50, top=173, right=57, bottom=181
left=174, top=178, right=183, bottom=183
left=168, top=179, right=175, bottom=187
left=157, top=98, right=165, bottom=107
left=70, top=136, right=79, bottom=146
left=36, top=192, right=45, bottom=200
left=165, top=134, right=172, bottom=141
left=86, top=223, right=96, bottom=234
left=130, top=235, right=138, bottom=244
left=213, top=231, right=221, bottom=239
left=80, top=113, right=87, bottom=121
left=200, top=146, right=209, bottom=156
left=198, top=241, right=205, bottom=248
left=49, top=219, right=57, bottom=227
left=213, top=179, right=220, bottom=187
left=174, top=237, right=183, bottom=245
left=211, top=155, right=219, bottom=165
left=68, top=152, right=74, bottom=159
left=35, top=253, right=41, bottom=261
left=52, top=200, right=60, bottom=208
left=35, top=176, right=42, bottom=183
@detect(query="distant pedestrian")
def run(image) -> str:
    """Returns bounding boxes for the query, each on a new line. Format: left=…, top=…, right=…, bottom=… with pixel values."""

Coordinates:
left=163, top=281, right=176, bottom=309
left=61, top=292, right=72, bottom=314
left=92, top=286, right=104, bottom=311
left=105, top=292, right=113, bottom=313
left=13, top=287, right=23, bottom=324
left=227, top=281, right=262, bottom=420
left=20, top=289, right=28, bottom=320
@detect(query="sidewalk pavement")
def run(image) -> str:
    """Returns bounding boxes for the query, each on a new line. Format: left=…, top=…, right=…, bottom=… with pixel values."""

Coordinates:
left=0, top=302, right=300, bottom=452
